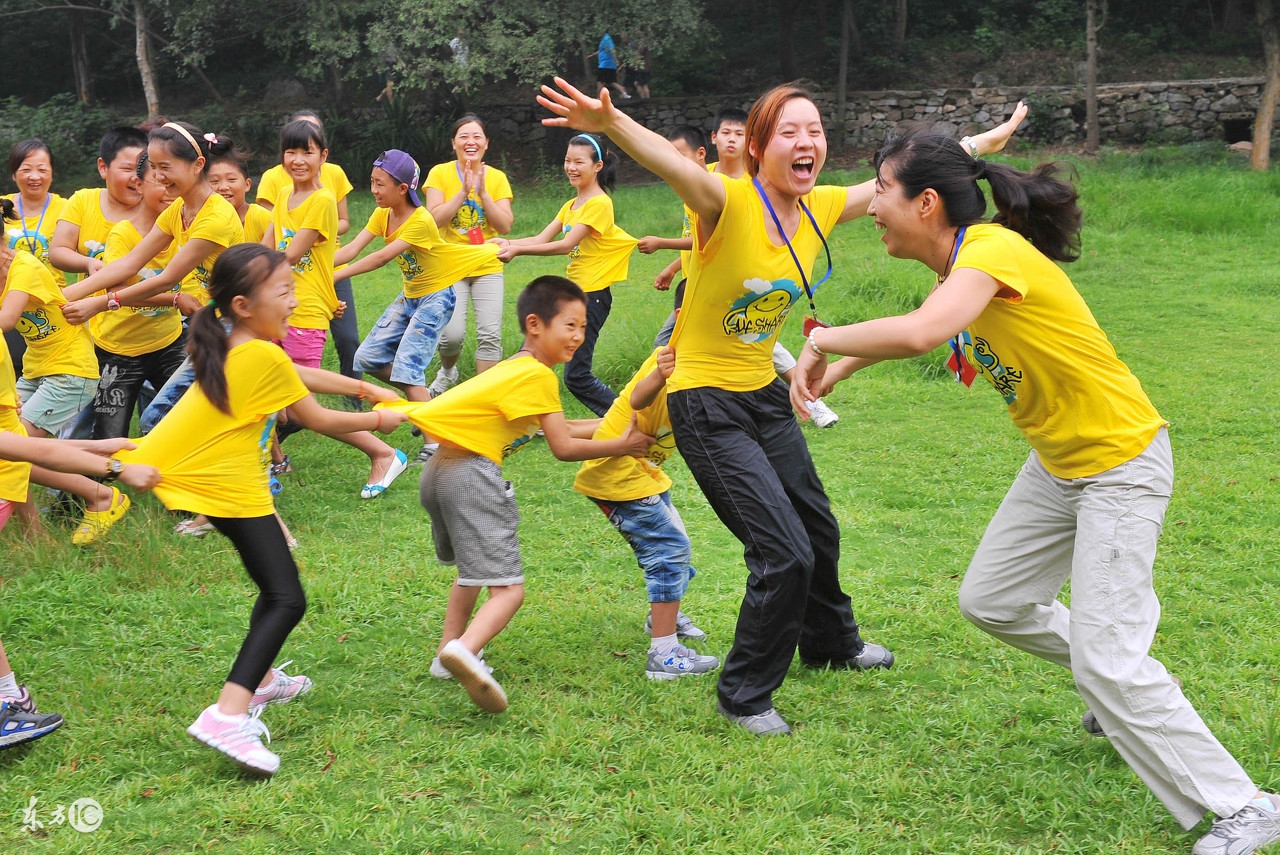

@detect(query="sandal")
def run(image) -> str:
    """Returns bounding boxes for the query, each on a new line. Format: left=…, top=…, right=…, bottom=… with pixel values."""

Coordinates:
left=269, top=455, right=292, bottom=477
left=71, top=488, right=131, bottom=546
left=174, top=519, right=215, bottom=537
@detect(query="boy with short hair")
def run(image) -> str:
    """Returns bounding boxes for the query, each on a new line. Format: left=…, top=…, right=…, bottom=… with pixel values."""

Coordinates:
left=573, top=343, right=718, bottom=680
left=709, top=107, right=748, bottom=179
left=383, top=276, right=654, bottom=713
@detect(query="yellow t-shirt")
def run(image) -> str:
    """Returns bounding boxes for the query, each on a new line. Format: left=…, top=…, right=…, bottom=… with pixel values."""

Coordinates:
left=573, top=348, right=677, bottom=501
left=954, top=223, right=1166, bottom=478
left=242, top=203, right=274, bottom=245
left=379, top=356, right=562, bottom=465
left=0, top=347, right=31, bottom=504
left=156, top=194, right=244, bottom=300
left=58, top=188, right=118, bottom=276
left=425, top=161, right=513, bottom=276
left=667, top=178, right=843, bottom=394
left=5, top=193, right=67, bottom=279
left=116, top=339, right=309, bottom=517
left=555, top=194, right=636, bottom=292
left=273, top=187, right=339, bottom=330
left=363, top=206, right=501, bottom=299
left=257, top=163, right=352, bottom=207
left=91, top=219, right=183, bottom=357
left=2, top=251, right=98, bottom=380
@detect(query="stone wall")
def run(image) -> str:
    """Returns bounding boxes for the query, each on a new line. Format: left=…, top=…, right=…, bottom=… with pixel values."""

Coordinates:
left=479, top=77, right=1272, bottom=163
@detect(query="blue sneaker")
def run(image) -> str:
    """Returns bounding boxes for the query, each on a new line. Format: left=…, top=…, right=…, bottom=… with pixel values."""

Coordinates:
left=646, top=645, right=719, bottom=681
left=0, top=700, right=64, bottom=749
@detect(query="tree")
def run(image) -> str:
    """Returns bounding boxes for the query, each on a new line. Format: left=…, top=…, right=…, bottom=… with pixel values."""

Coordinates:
left=835, top=0, right=862, bottom=150
left=1085, top=0, right=1107, bottom=154
left=1255, top=0, right=1280, bottom=170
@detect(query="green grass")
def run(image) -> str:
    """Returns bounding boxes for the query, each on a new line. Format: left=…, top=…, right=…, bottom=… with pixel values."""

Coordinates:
left=3, top=147, right=1280, bottom=853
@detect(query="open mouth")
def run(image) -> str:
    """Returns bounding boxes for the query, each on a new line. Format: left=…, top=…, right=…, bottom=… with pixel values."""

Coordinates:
left=792, top=157, right=815, bottom=179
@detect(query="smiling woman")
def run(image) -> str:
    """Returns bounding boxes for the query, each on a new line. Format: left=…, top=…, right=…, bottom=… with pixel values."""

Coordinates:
left=536, top=75, right=1025, bottom=736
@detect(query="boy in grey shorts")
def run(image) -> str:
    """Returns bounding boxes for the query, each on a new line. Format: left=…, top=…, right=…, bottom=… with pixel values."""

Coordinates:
left=390, top=275, right=653, bottom=713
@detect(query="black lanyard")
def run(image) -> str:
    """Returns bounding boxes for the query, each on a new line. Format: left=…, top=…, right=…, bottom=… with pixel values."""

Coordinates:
left=752, top=178, right=832, bottom=323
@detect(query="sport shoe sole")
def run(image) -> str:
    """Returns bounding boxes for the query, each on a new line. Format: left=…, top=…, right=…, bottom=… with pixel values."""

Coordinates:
left=440, top=640, right=508, bottom=713
left=187, top=715, right=279, bottom=776
left=0, top=704, right=64, bottom=749
left=717, top=701, right=791, bottom=736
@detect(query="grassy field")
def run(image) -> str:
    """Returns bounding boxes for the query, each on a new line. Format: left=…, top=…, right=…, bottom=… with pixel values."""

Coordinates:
left=2, top=144, right=1279, bottom=853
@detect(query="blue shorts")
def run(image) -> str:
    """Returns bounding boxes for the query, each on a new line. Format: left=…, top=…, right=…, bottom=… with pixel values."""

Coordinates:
left=591, top=492, right=695, bottom=603
left=354, top=289, right=457, bottom=387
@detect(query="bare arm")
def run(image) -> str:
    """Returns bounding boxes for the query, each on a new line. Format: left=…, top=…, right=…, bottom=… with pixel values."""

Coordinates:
left=629, top=365, right=666, bottom=411
left=335, top=238, right=413, bottom=281
left=282, top=228, right=321, bottom=267
left=336, top=196, right=350, bottom=237
left=334, top=229, right=376, bottom=267
left=538, top=411, right=653, bottom=461
left=0, top=433, right=160, bottom=490
left=49, top=221, right=99, bottom=275
left=538, top=77, right=727, bottom=228
left=285, top=393, right=407, bottom=436
left=496, top=223, right=592, bottom=262
left=0, top=290, right=30, bottom=331
left=479, top=194, right=514, bottom=235
left=61, top=225, right=175, bottom=300
left=637, top=235, right=692, bottom=254
left=293, top=365, right=400, bottom=402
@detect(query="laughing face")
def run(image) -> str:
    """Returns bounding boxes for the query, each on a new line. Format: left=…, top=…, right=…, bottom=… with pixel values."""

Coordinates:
left=753, top=97, right=826, bottom=200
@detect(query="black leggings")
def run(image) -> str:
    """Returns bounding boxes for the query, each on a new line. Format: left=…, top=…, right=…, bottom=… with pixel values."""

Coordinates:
left=207, top=514, right=307, bottom=692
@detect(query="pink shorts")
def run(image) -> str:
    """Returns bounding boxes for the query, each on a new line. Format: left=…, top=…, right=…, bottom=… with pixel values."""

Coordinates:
left=0, top=500, right=15, bottom=534
left=281, top=326, right=328, bottom=368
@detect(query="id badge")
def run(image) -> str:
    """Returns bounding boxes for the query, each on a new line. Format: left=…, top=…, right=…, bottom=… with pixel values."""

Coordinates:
left=802, top=316, right=828, bottom=337
left=946, top=348, right=978, bottom=387
left=467, top=226, right=485, bottom=245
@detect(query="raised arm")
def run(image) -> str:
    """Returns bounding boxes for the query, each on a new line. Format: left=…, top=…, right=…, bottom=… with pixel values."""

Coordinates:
left=838, top=101, right=1029, bottom=223
left=538, top=77, right=726, bottom=228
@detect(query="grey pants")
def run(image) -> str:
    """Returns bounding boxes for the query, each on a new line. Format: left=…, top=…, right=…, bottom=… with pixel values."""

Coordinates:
left=958, top=428, right=1256, bottom=828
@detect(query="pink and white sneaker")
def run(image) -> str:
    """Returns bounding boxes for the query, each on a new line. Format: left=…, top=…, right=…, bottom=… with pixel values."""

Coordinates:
left=187, top=704, right=279, bottom=776
left=248, top=661, right=313, bottom=713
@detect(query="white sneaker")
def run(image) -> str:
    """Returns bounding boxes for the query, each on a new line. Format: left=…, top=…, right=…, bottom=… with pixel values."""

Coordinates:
left=430, top=648, right=489, bottom=680
left=187, top=705, right=279, bottom=776
left=439, top=639, right=508, bottom=713
left=807, top=398, right=839, bottom=428
left=428, top=366, right=459, bottom=398
left=1193, top=794, right=1280, bottom=855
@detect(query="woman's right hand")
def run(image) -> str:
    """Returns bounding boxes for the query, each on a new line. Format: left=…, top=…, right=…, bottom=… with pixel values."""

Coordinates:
left=537, top=76, right=618, bottom=134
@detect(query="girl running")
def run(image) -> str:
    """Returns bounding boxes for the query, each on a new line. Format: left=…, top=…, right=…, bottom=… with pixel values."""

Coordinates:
left=424, top=114, right=514, bottom=391
left=117, top=243, right=406, bottom=776
left=262, top=120, right=409, bottom=499
left=492, top=133, right=636, bottom=417
left=790, top=128, right=1280, bottom=855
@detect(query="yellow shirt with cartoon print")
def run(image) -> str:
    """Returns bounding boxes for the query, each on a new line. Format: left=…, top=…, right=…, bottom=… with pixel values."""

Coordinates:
left=2, top=251, right=98, bottom=380
left=273, top=187, right=339, bottom=330
left=155, top=193, right=244, bottom=300
left=91, top=219, right=183, bottom=357
left=58, top=188, right=120, bottom=278
left=425, top=162, right=512, bottom=276
left=362, top=206, right=500, bottom=299
left=5, top=193, right=67, bottom=280
left=554, top=194, right=636, bottom=293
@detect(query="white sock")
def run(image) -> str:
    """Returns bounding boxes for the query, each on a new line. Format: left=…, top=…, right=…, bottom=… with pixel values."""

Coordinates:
left=1251, top=794, right=1277, bottom=812
left=650, top=633, right=679, bottom=656
left=208, top=705, right=246, bottom=723
left=0, top=672, right=18, bottom=697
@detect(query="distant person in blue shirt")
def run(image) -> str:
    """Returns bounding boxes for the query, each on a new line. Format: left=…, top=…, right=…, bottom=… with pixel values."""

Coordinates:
left=595, top=33, right=631, bottom=100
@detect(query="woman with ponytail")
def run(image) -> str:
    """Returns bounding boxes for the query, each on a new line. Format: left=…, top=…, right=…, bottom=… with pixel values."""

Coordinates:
left=791, top=128, right=1280, bottom=855
left=491, top=133, right=636, bottom=416
left=118, top=243, right=406, bottom=777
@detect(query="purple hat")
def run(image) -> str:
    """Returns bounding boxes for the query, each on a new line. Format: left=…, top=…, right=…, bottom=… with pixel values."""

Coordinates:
left=373, top=149, right=422, bottom=206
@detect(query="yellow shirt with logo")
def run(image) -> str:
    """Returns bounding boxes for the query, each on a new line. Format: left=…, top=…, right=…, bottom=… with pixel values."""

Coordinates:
left=554, top=194, right=636, bottom=292
left=0, top=345, right=31, bottom=504
left=2, top=251, right=97, bottom=380
left=668, top=178, right=843, bottom=394
left=378, top=356, right=562, bottom=465
left=273, top=187, right=339, bottom=330
left=116, top=339, right=309, bottom=517
left=425, top=162, right=512, bottom=276
left=257, top=162, right=353, bottom=207
left=363, top=206, right=501, bottom=299
left=243, top=203, right=274, bottom=245
left=91, top=219, right=183, bottom=357
left=156, top=193, right=244, bottom=300
left=573, top=348, right=676, bottom=501
left=5, top=193, right=67, bottom=279
left=954, top=223, right=1166, bottom=478
left=58, top=188, right=119, bottom=276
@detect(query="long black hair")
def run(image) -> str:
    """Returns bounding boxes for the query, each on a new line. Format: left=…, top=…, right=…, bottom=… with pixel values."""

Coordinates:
left=189, top=243, right=287, bottom=414
left=875, top=127, right=1083, bottom=263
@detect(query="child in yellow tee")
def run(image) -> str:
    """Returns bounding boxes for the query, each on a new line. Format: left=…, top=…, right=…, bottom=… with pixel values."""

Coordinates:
left=573, top=346, right=717, bottom=680
left=378, top=275, right=653, bottom=715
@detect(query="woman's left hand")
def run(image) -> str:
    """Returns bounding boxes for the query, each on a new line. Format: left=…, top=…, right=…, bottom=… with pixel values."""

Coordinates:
left=975, top=101, right=1029, bottom=156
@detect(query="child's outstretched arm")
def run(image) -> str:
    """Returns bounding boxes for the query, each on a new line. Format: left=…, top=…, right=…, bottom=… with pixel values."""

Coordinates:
left=637, top=235, right=692, bottom=254
left=334, top=229, right=376, bottom=267
left=654, top=257, right=682, bottom=291
left=538, top=411, right=653, bottom=461
left=333, top=237, right=413, bottom=283
left=495, top=223, right=593, bottom=263
left=293, top=366, right=400, bottom=403
left=62, top=237, right=219, bottom=324
left=286, top=394, right=407, bottom=436
left=0, top=433, right=161, bottom=490
left=566, top=417, right=603, bottom=438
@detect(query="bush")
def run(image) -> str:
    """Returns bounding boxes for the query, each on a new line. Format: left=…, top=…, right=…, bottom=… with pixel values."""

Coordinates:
left=0, top=95, right=118, bottom=193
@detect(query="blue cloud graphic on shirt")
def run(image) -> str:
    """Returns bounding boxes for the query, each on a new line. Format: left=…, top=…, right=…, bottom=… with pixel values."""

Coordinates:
left=722, top=277, right=800, bottom=343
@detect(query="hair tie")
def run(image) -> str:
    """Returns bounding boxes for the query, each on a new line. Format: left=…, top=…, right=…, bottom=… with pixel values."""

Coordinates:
left=162, top=122, right=204, bottom=159
left=203, top=132, right=218, bottom=145
left=973, top=159, right=988, bottom=181
left=572, top=134, right=604, bottom=163
left=207, top=297, right=218, bottom=308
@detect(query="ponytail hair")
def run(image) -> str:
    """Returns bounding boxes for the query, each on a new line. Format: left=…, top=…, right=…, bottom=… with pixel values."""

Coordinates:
left=189, top=243, right=287, bottom=414
left=874, top=127, right=1082, bottom=263
left=568, top=133, right=619, bottom=194
left=0, top=197, right=15, bottom=222
left=149, top=121, right=236, bottom=178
